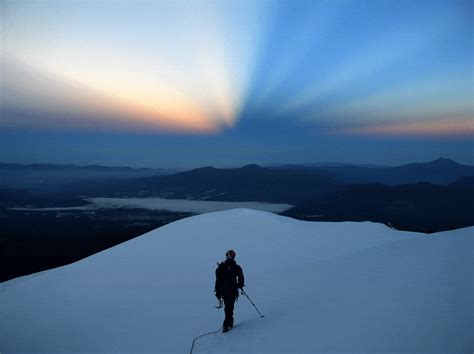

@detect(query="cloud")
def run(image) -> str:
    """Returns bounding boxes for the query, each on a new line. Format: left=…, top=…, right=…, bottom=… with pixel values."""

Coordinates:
left=1, top=1, right=266, bottom=134
left=333, top=118, right=474, bottom=137
left=1, top=59, right=218, bottom=134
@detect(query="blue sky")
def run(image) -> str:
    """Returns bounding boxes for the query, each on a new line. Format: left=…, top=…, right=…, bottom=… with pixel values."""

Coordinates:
left=1, top=0, right=473, bottom=167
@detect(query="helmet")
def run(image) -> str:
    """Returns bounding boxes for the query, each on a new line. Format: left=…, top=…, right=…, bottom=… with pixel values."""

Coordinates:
left=225, top=249, right=236, bottom=260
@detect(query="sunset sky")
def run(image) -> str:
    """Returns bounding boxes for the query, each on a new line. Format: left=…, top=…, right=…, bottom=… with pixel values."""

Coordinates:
left=1, top=0, right=473, bottom=167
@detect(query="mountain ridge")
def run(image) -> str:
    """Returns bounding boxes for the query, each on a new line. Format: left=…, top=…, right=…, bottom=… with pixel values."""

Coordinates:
left=0, top=162, right=164, bottom=172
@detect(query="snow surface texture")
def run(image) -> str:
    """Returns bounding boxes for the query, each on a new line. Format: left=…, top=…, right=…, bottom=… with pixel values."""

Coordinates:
left=1, top=209, right=473, bottom=353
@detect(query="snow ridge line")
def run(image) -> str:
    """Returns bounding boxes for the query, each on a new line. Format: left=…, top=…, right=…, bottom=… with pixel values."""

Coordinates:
left=0, top=271, right=47, bottom=292
left=189, top=326, right=223, bottom=354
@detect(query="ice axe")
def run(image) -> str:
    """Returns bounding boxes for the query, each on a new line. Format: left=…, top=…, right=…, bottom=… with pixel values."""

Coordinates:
left=214, top=298, right=223, bottom=309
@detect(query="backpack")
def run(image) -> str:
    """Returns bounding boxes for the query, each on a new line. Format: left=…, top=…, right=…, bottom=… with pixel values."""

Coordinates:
left=215, top=260, right=243, bottom=295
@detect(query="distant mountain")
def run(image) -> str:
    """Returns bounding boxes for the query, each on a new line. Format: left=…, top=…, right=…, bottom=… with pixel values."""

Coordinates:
left=450, top=176, right=474, bottom=189
left=136, top=164, right=344, bottom=203
left=0, top=162, right=163, bottom=172
left=267, top=162, right=388, bottom=169
left=71, top=164, right=344, bottom=203
left=0, top=162, right=175, bottom=190
left=66, top=159, right=474, bottom=205
left=284, top=181, right=474, bottom=232
left=311, top=158, right=474, bottom=185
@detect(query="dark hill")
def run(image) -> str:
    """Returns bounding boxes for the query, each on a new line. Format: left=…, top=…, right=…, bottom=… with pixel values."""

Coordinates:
left=138, top=164, right=343, bottom=203
left=0, top=162, right=157, bottom=172
left=283, top=182, right=474, bottom=233
left=71, top=164, right=344, bottom=203
left=0, top=162, right=172, bottom=190
left=288, top=158, right=474, bottom=185
left=450, top=176, right=474, bottom=189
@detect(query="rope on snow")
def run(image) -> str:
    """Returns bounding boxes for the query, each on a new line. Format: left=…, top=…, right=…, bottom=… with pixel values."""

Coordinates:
left=189, top=326, right=222, bottom=354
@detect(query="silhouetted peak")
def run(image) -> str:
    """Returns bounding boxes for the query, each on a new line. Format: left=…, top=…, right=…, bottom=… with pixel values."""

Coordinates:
left=240, top=164, right=264, bottom=170
left=429, top=158, right=459, bottom=167
left=194, top=166, right=217, bottom=171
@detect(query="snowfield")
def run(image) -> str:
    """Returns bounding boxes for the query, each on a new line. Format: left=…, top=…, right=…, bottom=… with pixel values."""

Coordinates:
left=1, top=209, right=472, bottom=353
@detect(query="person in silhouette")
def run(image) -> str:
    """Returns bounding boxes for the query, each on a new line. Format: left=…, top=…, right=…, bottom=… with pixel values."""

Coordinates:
left=215, top=249, right=245, bottom=332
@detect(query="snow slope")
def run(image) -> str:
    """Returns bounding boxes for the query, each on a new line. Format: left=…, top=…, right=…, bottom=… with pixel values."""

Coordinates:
left=1, top=209, right=472, bottom=353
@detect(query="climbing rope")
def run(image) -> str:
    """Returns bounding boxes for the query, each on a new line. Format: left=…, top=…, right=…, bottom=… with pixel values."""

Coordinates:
left=189, top=326, right=223, bottom=354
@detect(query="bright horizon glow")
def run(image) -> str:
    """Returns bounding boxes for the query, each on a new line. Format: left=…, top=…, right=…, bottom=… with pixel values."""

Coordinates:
left=2, top=1, right=266, bottom=133
left=3, top=0, right=471, bottom=137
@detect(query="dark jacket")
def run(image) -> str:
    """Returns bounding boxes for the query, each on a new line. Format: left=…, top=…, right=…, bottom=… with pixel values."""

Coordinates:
left=215, top=259, right=244, bottom=298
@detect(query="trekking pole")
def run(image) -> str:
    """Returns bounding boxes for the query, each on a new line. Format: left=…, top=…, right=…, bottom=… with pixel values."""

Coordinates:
left=241, top=288, right=264, bottom=318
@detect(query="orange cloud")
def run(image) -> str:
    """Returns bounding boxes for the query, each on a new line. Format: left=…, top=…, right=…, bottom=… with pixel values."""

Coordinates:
left=333, top=119, right=474, bottom=137
left=2, top=60, right=220, bottom=134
